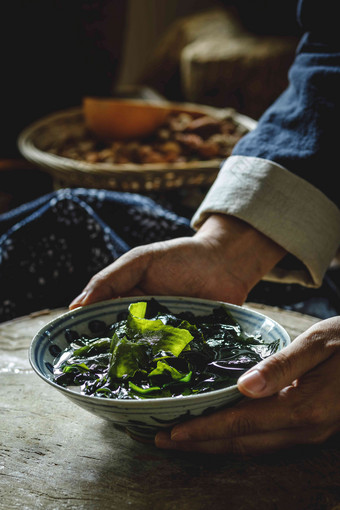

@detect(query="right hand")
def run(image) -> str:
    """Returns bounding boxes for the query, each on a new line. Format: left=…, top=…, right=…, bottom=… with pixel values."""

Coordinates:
left=155, top=315, right=340, bottom=455
left=69, top=214, right=286, bottom=309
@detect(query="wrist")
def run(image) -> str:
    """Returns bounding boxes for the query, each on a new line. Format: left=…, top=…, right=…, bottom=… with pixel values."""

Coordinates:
left=195, top=214, right=287, bottom=296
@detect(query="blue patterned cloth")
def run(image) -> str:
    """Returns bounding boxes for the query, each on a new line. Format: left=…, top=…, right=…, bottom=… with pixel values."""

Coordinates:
left=0, top=189, right=193, bottom=322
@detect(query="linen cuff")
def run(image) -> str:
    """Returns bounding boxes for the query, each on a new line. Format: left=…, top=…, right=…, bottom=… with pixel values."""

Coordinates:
left=191, top=156, right=340, bottom=287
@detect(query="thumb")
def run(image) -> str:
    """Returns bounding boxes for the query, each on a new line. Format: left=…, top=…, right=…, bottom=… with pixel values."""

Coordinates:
left=69, top=246, right=151, bottom=309
left=237, top=319, right=334, bottom=398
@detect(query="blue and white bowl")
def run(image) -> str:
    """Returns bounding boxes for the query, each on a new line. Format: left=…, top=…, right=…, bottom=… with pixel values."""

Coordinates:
left=29, top=296, right=290, bottom=440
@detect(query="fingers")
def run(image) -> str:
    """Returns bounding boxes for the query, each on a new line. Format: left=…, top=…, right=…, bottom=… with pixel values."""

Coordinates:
left=155, top=425, right=325, bottom=456
left=69, top=246, right=151, bottom=309
left=237, top=317, right=339, bottom=398
left=161, top=393, right=295, bottom=444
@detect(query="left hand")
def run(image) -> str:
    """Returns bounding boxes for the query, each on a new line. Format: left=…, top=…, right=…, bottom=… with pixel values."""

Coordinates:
left=69, top=214, right=286, bottom=310
left=155, top=316, right=340, bottom=455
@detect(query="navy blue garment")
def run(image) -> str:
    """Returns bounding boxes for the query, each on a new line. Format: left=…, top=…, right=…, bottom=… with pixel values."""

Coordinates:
left=232, top=0, right=340, bottom=207
left=0, top=189, right=193, bottom=322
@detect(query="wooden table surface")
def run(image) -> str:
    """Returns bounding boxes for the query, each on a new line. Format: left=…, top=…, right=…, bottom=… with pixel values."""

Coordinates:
left=1, top=304, right=339, bottom=510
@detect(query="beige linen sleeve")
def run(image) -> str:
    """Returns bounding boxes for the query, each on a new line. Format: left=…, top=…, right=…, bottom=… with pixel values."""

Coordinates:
left=191, top=156, right=340, bottom=287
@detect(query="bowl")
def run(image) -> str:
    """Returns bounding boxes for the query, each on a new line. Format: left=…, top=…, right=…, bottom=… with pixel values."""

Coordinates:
left=83, top=96, right=172, bottom=140
left=29, top=296, right=290, bottom=441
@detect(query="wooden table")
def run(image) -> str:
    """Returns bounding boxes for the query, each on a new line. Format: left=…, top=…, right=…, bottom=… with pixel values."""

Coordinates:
left=1, top=304, right=339, bottom=510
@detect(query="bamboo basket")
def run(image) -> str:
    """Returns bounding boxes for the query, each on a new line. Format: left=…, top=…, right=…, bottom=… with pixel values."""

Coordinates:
left=18, top=103, right=256, bottom=192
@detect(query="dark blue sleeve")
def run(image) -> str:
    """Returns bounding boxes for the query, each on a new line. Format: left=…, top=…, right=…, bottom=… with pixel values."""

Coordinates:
left=232, top=0, right=340, bottom=207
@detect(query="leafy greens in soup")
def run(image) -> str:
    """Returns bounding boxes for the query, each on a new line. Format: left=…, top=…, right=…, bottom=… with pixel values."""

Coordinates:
left=53, top=298, right=279, bottom=399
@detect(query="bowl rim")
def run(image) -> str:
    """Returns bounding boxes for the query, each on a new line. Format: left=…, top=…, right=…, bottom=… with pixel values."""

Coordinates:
left=29, top=295, right=290, bottom=407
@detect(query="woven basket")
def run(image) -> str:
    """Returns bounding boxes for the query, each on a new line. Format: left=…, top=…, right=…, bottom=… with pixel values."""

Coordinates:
left=18, top=104, right=256, bottom=192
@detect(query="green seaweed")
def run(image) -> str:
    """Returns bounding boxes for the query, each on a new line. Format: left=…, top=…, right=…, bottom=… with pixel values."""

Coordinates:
left=53, top=299, right=280, bottom=399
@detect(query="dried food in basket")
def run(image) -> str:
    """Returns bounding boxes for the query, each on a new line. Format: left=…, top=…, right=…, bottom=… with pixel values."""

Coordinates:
left=45, top=110, right=248, bottom=166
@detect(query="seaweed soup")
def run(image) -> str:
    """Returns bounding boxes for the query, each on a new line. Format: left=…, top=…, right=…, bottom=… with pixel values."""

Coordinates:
left=53, top=298, right=280, bottom=400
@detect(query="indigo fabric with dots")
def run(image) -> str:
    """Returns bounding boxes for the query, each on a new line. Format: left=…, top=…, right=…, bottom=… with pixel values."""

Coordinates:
left=0, top=188, right=193, bottom=322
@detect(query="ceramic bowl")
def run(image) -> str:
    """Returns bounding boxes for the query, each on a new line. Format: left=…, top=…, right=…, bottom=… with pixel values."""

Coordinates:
left=29, top=296, right=290, bottom=441
left=83, top=97, right=172, bottom=140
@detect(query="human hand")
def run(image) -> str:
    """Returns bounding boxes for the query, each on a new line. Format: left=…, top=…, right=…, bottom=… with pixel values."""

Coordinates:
left=69, top=214, right=285, bottom=309
left=155, top=316, right=340, bottom=455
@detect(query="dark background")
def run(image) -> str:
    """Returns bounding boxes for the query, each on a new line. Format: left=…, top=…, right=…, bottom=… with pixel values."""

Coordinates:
left=1, top=0, right=339, bottom=320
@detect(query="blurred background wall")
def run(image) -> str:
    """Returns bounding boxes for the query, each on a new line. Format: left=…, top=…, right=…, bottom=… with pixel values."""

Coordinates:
left=1, top=0, right=300, bottom=210
left=1, top=0, right=301, bottom=159
left=117, top=0, right=301, bottom=119
left=116, top=0, right=214, bottom=86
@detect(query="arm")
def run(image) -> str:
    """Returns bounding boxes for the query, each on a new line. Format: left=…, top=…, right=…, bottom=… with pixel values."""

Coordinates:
left=71, top=0, right=340, bottom=308
left=192, top=1, right=340, bottom=287
left=192, top=156, right=340, bottom=288
left=233, top=1, right=340, bottom=203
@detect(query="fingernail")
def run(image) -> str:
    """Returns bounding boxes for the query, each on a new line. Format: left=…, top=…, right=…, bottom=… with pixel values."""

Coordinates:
left=155, top=431, right=173, bottom=449
left=171, top=428, right=190, bottom=441
left=238, top=369, right=267, bottom=396
left=69, top=291, right=88, bottom=308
